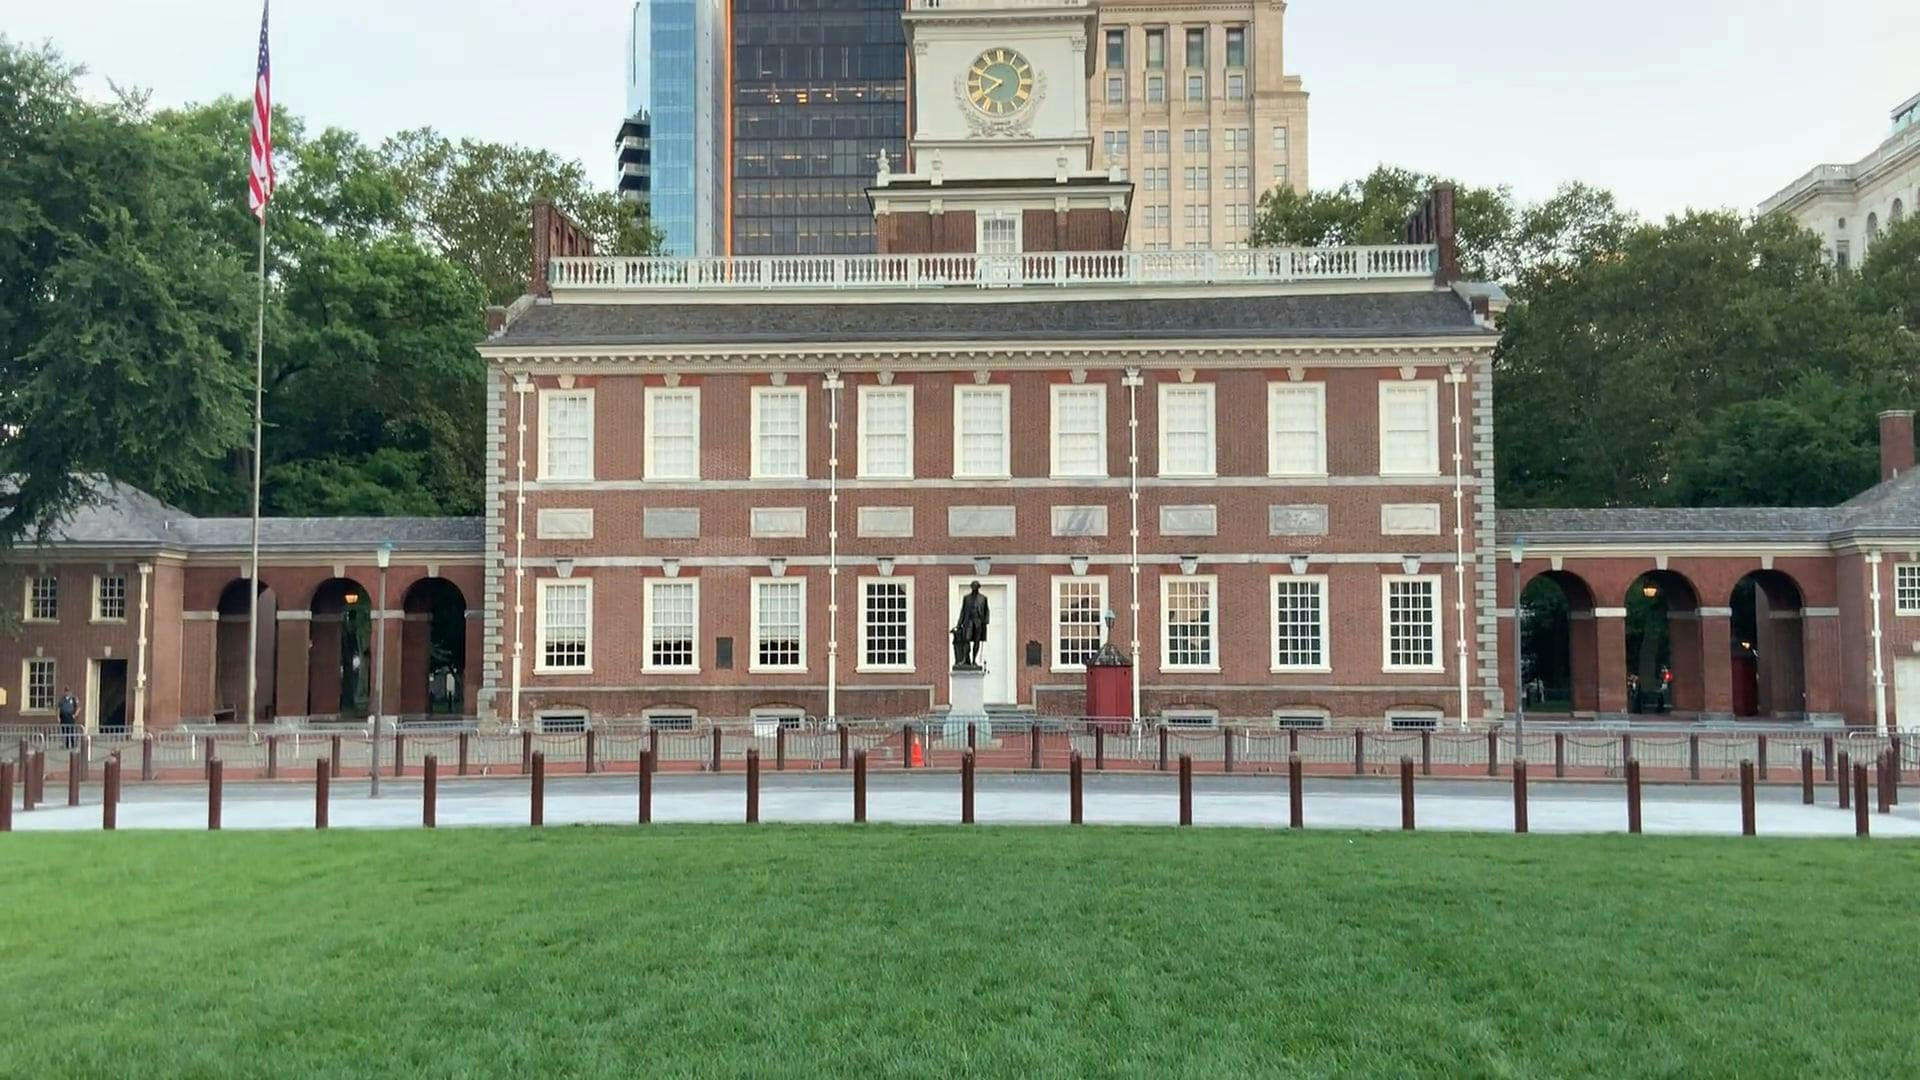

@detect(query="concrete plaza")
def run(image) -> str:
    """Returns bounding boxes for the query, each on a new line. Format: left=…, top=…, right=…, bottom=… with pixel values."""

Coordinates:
left=10, top=772, right=1919, bottom=837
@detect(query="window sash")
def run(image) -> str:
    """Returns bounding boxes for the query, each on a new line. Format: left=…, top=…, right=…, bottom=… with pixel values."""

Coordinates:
left=95, top=575, right=128, bottom=621
left=542, top=391, right=593, bottom=480
left=1380, top=383, right=1439, bottom=475
left=646, top=581, right=698, bottom=671
left=1226, top=72, right=1245, bottom=99
left=1145, top=29, right=1164, bottom=68
left=753, top=580, right=805, bottom=670
left=646, top=389, right=701, bottom=480
left=1146, top=74, right=1164, bottom=102
left=861, top=581, right=912, bottom=669
left=1051, top=387, right=1106, bottom=477
left=26, top=576, right=58, bottom=621
left=752, top=388, right=806, bottom=479
left=1159, top=385, right=1215, bottom=477
left=955, top=387, right=1010, bottom=478
left=1106, top=75, right=1123, bottom=103
left=539, top=581, right=591, bottom=671
left=1268, top=383, right=1326, bottom=475
left=1105, top=28, right=1125, bottom=68
left=1225, top=27, right=1246, bottom=67
left=1162, top=576, right=1217, bottom=670
left=859, top=387, right=912, bottom=478
left=1384, top=577, right=1440, bottom=670
left=1897, top=565, right=1920, bottom=614
left=1054, top=577, right=1108, bottom=670
left=25, top=659, right=56, bottom=712
left=1272, top=577, right=1327, bottom=670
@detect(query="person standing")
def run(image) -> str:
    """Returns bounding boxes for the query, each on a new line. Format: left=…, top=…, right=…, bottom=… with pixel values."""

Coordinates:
left=57, top=686, right=80, bottom=750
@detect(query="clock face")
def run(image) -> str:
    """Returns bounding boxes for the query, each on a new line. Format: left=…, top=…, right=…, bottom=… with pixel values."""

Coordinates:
left=966, top=48, right=1035, bottom=116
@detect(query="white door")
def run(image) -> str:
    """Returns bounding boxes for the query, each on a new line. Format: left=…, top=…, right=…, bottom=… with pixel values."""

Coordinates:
left=950, top=578, right=1016, bottom=705
left=1896, top=657, right=1920, bottom=731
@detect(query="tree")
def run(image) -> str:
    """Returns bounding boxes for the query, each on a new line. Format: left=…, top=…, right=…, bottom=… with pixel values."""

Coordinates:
left=1664, top=373, right=1886, bottom=507
left=0, top=40, right=253, bottom=546
left=1857, top=214, right=1920, bottom=332
left=380, top=129, right=661, bottom=306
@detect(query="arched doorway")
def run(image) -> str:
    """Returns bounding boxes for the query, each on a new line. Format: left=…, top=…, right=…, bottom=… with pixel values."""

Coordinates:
left=1519, top=570, right=1599, bottom=716
left=400, top=578, right=468, bottom=717
left=1730, top=571, right=1806, bottom=721
left=1625, top=571, right=1703, bottom=715
left=214, top=579, right=277, bottom=723
left=309, top=578, right=372, bottom=720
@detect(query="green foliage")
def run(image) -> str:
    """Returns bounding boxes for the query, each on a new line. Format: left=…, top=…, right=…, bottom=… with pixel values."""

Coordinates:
left=1665, top=373, right=1885, bottom=506
left=1857, top=214, right=1920, bottom=331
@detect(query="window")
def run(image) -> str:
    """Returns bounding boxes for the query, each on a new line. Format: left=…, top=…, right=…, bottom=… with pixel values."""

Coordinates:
left=644, top=709, right=696, bottom=731
left=1050, top=385, right=1107, bottom=478
left=644, top=579, right=699, bottom=672
left=1158, top=383, right=1215, bottom=477
left=644, top=387, right=701, bottom=480
left=1271, top=576, right=1328, bottom=670
left=1142, top=205, right=1170, bottom=229
left=1274, top=164, right=1290, bottom=186
left=1182, top=127, right=1210, bottom=155
left=24, top=575, right=57, bottom=622
left=540, top=390, right=594, bottom=481
left=751, top=708, right=805, bottom=737
left=1228, top=203, right=1252, bottom=228
left=1144, top=129, right=1169, bottom=154
left=1224, top=165, right=1250, bottom=190
left=536, top=579, right=592, bottom=673
left=1183, top=205, right=1211, bottom=231
left=1225, top=26, right=1246, bottom=67
left=1105, top=74, right=1124, bottom=104
left=1185, top=73, right=1205, bottom=102
left=1834, top=239, right=1851, bottom=271
left=1226, top=72, right=1245, bottom=100
left=1896, top=564, right=1920, bottom=614
left=1384, top=576, right=1441, bottom=671
left=537, top=712, right=588, bottom=734
left=1143, top=167, right=1169, bottom=191
left=954, top=386, right=1011, bottom=478
left=1053, top=577, right=1109, bottom=670
left=1272, top=125, right=1288, bottom=151
left=1162, top=575, right=1218, bottom=670
left=751, top=387, right=806, bottom=479
left=751, top=579, right=805, bottom=671
left=1183, top=165, right=1210, bottom=189
left=23, top=658, right=55, bottom=713
left=1164, top=710, right=1218, bottom=728
left=1146, top=74, right=1164, bottom=103
left=93, top=574, right=127, bottom=622
left=1388, top=712, right=1440, bottom=732
left=858, top=386, right=913, bottom=479
left=1102, top=130, right=1129, bottom=159
left=978, top=212, right=1020, bottom=255
left=1184, top=27, right=1206, bottom=67
left=1379, top=381, right=1439, bottom=475
left=1268, top=383, right=1326, bottom=475
left=859, top=579, right=913, bottom=670
left=1273, top=712, right=1328, bottom=730
left=1105, top=27, right=1125, bottom=68
left=1224, top=128, right=1248, bottom=152
left=1145, top=28, right=1165, bottom=68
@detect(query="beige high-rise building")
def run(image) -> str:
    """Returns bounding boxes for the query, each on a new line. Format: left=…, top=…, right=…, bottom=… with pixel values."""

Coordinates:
left=1087, top=0, right=1308, bottom=250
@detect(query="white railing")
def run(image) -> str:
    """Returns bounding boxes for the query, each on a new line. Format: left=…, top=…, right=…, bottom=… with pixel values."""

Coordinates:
left=548, top=245, right=1438, bottom=293
left=1759, top=128, right=1920, bottom=215
left=909, top=0, right=1088, bottom=11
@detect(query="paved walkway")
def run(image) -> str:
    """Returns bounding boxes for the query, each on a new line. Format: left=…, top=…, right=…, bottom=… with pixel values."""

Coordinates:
left=10, top=773, right=1919, bottom=837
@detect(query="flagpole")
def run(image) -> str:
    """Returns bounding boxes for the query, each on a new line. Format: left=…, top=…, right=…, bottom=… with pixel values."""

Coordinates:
left=245, top=209, right=266, bottom=736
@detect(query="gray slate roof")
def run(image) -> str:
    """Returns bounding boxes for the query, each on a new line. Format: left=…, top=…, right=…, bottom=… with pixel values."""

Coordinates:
left=1498, top=471, right=1920, bottom=544
left=489, top=290, right=1490, bottom=349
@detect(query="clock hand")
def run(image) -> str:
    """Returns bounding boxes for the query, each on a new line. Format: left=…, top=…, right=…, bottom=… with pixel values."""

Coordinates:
left=983, top=72, right=1005, bottom=93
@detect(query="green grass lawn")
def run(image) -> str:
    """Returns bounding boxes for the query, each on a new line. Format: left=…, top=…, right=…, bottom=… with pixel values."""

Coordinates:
left=2, top=828, right=1914, bottom=1078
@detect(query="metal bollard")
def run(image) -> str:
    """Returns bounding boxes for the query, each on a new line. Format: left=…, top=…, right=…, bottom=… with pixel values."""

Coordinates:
left=967, top=722, right=977, bottom=752
left=710, top=727, right=722, bottom=773
left=203, top=735, right=214, bottom=780
left=207, top=758, right=223, bottom=831
left=423, top=755, right=438, bottom=828
left=394, top=730, right=405, bottom=778
left=522, top=730, right=533, bottom=774
left=68, top=755, right=81, bottom=808
left=775, top=725, right=786, bottom=772
left=1223, top=726, right=1235, bottom=774
left=1029, top=723, right=1041, bottom=770
left=1822, top=734, right=1834, bottom=781
left=1353, top=729, right=1365, bottom=776
left=961, top=748, right=975, bottom=824
left=746, top=749, right=760, bottom=824
left=1554, top=732, right=1566, bottom=778
left=1288, top=727, right=1299, bottom=756
left=1688, top=733, right=1700, bottom=781
left=330, top=734, right=342, bottom=778
left=1288, top=753, right=1304, bottom=829
left=0, top=761, right=12, bottom=832
left=1513, top=758, right=1529, bottom=834
left=266, top=734, right=278, bottom=780
left=1626, top=759, right=1642, bottom=834
left=902, top=724, right=914, bottom=770
left=1158, top=725, right=1169, bottom=772
left=853, top=750, right=867, bottom=823
left=103, top=757, right=119, bottom=831
left=838, top=725, right=850, bottom=771
left=585, top=729, right=597, bottom=776
left=458, top=731, right=470, bottom=777
left=1854, top=764, right=1870, bottom=837
left=1178, top=754, right=1193, bottom=826
left=638, top=749, right=654, bottom=824
left=142, top=733, right=154, bottom=782
left=1801, top=748, right=1815, bottom=805
left=1094, top=725, right=1105, bottom=771
left=1399, top=756, right=1415, bottom=831
left=1878, top=752, right=1893, bottom=816
left=22, top=753, right=35, bottom=814
left=1756, top=735, right=1768, bottom=782
left=649, top=728, right=660, bottom=773
left=78, top=736, right=90, bottom=783
left=316, top=760, right=330, bottom=829
left=1739, top=760, right=1756, bottom=836
left=1070, top=750, right=1084, bottom=825
left=1838, top=751, right=1852, bottom=809
left=530, top=752, right=546, bottom=827
left=1487, top=729, right=1499, bottom=777
left=1889, top=746, right=1902, bottom=807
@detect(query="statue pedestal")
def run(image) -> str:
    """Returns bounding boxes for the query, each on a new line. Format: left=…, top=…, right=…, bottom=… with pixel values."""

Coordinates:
left=946, top=667, right=990, bottom=740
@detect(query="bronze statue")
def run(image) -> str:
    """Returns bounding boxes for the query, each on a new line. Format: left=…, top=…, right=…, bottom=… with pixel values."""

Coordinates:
left=952, top=580, right=991, bottom=669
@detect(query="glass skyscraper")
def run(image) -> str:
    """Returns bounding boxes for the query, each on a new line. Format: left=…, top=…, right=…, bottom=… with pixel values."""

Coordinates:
left=627, top=0, right=726, bottom=256
left=729, top=0, right=908, bottom=255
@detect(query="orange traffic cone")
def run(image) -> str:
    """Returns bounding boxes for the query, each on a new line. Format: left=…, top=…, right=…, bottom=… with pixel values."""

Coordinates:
left=910, top=736, right=924, bottom=768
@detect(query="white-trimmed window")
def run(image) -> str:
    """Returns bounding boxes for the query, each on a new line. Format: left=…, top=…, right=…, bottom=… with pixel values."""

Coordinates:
left=1101, top=130, right=1129, bottom=160
left=978, top=212, right=1021, bottom=255
left=1273, top=710, right=1329, bottom=730
left=1268, top=383, right=1326, bottom=476
left=93, top=574, right=128, bottom=623
left=24, top=575, right=57, bottom=622
left=536, top=579, right=592, bottom=673
left=1383, top=575, right=1442, bottom=672
left=1388, top=711, right=1440, bottom=731
left=539, top=389, right=594, bottom=481
left=858, top=385, right=913, bottom=479
left=644, top=709, right=696, bottom=731
left=1161, top=574, right=1218, bottom=671
left=1892, top=563, right=1920, bottom=614
left=23, top=658, right=56, bottom=714
left=1158, top=383, right=1216, bottom=477
left=1052, top=576, right=1108, bottom=671
left=537, top=711, right=589, bottom=734
left=1271, top=576, right=1329, bottom=671
left=1379, top=381, right=1439, bottom=476
left=751, top=387, right=806, bottom=479
left=859, top=578, right=913, bottom=671
left=751, top=578, right=806, bottom=672
left=644, top=387, right=701, bottom=481
left=954, top=386, right=1011, bottom=479
left=1050, top=385, right=1107, bottom=478
left=1164, top=709, right=1217, bottom=728
left=644, top=578, right=699, bottom=672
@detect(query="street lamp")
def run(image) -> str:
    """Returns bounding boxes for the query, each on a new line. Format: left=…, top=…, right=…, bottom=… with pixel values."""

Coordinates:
left=1511, top=537, right=1526, bottom=742
left=370, top=541, right=393, bottom=798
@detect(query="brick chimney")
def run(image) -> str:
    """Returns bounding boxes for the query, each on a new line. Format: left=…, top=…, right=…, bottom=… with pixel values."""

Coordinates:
left=1402, top=182, right=1460, bottom=284
left=1881, top=409, right=1915, bottom=481
left=530, top=198, right=596, bottom=299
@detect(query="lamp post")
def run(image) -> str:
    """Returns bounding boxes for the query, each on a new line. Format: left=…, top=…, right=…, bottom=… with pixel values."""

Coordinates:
left=1511, top=537, right=1526, bottom=742
left=370, top=542, right=393, bottom=798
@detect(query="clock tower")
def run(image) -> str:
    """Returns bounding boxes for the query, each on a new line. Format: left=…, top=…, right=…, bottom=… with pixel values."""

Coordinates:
left=870, top=0, right=1132, bottom=254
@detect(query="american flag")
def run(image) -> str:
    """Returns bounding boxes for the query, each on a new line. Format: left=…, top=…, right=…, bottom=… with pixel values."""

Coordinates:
left=247, top=1, right=274, bottom=219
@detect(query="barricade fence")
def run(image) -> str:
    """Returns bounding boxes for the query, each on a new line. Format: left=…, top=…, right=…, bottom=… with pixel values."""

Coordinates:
left=0, top=719, right=1912, bottom=786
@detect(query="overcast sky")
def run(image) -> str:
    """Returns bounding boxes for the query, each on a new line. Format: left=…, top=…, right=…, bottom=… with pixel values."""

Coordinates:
left=3, top=0, right=1913, bottom=218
